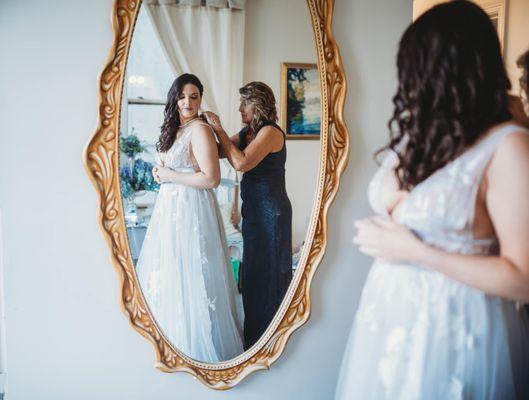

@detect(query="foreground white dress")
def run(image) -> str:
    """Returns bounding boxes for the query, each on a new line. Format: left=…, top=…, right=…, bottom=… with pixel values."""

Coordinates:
left=336, top=124, right=529, bottom=399
left=136, top=119, right=244, bottom=362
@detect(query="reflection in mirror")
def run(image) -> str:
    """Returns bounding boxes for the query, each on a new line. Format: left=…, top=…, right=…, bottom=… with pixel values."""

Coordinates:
left=120, top=0, right=320, bottom=362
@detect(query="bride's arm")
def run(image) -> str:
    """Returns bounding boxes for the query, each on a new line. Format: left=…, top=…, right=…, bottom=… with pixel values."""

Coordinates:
left=153, top=124, right=220, bottom=189
left=354, top=131, right=529, bottom=302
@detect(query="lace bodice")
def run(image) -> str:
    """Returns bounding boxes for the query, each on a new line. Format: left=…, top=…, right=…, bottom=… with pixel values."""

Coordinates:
left=159, top=120, right=210, bottom=171
left=337, top=123, right=529, bottom=400
left=368, top=123, right=529, bottom=256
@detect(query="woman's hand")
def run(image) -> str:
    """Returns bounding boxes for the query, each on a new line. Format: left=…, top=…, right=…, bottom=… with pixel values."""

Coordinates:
left=202, top=111, right=223, bottom=133
left=152, top=166, right=172, bottom=184
left=508, top=95, right=529, bottom=129
left=152, top=166, right=160, bottom=183
left=353, top=216, right=424, bottom=263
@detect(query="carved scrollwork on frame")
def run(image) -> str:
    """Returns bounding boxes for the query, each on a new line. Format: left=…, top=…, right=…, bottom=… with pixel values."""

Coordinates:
left=84, top=0, right=349, bottom=390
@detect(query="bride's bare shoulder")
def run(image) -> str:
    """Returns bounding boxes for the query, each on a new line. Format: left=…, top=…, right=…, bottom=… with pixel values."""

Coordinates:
left=487, top=128, right=529, bottom=184
left=494, top=128, right=529, bottom=161
left=189, top=120, right=217, bottom=149
left=190, top=119, right=214, bottom=134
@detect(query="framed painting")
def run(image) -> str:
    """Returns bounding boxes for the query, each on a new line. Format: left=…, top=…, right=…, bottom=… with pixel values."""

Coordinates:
left=281, top=62, right=321, bottom=140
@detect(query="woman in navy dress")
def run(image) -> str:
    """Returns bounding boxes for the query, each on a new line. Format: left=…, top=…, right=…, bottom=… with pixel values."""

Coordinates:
left=204, top=81, right=292, bottom=349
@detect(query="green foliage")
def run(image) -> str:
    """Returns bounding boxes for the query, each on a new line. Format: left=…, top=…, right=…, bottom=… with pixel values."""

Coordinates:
left=120, top=132, right=158, bottom=198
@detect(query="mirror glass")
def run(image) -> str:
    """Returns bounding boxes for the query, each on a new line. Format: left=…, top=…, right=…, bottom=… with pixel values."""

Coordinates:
left=119, top=0, right=320, bottom=362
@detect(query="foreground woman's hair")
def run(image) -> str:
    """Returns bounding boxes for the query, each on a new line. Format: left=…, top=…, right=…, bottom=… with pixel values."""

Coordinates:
left=379, top=0, right=512, bottom=191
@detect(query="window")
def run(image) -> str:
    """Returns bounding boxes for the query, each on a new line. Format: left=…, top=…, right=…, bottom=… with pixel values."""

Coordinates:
left=124, top=8, right=175, bottom=162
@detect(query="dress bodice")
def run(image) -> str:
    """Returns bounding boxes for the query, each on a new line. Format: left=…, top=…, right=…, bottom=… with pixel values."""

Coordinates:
left=368, top=123, right=529, bottom=256
left=159, top=120, right=211, bottom=171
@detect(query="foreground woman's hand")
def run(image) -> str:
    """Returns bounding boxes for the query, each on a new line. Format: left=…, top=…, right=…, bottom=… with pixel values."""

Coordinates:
left=353, top=216, right=424, bottom=263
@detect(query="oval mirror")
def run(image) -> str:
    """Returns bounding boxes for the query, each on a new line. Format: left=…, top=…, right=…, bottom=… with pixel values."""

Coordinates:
left=86, top=0, right=348, bottom=389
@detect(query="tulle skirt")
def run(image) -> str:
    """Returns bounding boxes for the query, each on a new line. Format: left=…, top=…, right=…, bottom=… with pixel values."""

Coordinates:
left=135, top=180, right=244, bottom=362
left=335, top=261, right=529, bottom=400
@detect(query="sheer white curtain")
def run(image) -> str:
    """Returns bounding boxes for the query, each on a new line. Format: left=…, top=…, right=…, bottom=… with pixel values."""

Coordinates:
left=144, top=0, right=245, bottom=135
left=145, top=0, right=245, bottom=8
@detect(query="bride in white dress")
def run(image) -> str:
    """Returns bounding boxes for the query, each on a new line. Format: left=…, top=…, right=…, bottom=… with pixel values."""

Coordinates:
left=135, top=73, right=244, bottom=362
left=336, top=2, right=529, bottom=399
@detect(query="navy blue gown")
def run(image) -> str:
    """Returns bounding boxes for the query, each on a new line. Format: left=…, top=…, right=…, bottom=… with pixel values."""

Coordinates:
left=238, top=120, right=293, bottom=349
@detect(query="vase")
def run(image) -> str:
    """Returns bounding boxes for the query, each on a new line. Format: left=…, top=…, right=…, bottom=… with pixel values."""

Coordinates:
left=125, top=194, right=137, bottom=215
left=128, top=156, right=135, bottom=171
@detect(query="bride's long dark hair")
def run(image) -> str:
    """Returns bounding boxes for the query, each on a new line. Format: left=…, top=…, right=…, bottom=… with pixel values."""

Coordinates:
left=157, top=73, right=204, bottom=153
left=379, top=0, right=511, bottom=191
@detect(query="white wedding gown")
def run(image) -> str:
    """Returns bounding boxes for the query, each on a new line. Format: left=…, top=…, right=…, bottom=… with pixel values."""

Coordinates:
left=335, top=123, right=529, bottom=399
left=135, top=119, right=244, bottom=363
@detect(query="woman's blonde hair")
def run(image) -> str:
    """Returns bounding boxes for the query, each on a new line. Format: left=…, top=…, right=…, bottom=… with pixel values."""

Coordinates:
left=517, top=49, right=529, bottom=107
left=239, top=81, right=278, bottom=134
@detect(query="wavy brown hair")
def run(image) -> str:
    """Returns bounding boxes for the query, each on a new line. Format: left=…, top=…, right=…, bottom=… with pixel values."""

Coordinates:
left=239, top=81, right=278, bottom=134
left=157, top=73, right=204, bottom=153
left=378, top=0, right=511, bottom=191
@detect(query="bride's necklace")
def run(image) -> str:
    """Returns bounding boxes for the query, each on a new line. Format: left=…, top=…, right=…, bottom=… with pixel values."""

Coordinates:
left=179, top=116, right=201, bottom=129
left=175, top=116, right=202, bottom=141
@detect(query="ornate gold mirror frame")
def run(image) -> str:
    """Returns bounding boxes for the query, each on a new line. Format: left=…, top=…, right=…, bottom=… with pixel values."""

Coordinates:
left=85, top=0, right=348, bottom=390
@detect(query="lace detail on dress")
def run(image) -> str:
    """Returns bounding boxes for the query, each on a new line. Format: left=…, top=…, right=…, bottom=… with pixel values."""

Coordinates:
left=159, top=120, right=212, bottom=170
left=367, top=127, right=529, bottom=256
left=335, top=124, right=529, bottom=400
left=135, top=119, right=244, bottom=362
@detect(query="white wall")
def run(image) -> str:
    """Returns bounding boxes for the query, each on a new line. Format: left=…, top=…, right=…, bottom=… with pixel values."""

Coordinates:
left=0, top=0, right=411, bottom=399
left=244, top=0, right=320, bottom=247
left=504, top=0, right=529, bottom=95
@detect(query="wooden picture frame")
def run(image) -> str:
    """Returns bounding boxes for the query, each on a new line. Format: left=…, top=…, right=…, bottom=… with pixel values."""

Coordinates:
left=281, top=62, right=321, bottom=140
left=479, top=0, right=507, bottom=52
